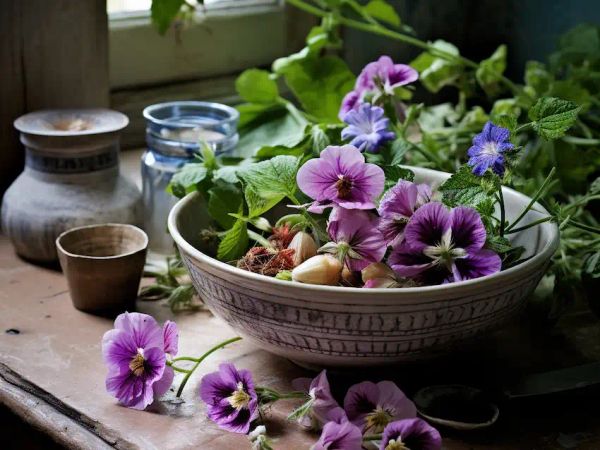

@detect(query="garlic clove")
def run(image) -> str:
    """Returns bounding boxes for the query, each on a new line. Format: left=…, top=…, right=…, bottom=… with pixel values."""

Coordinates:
left=361, top=262, right=396, bottom=283
left=288, top=231, right=318, bottom=267
left=292, top=255, right=342, bottom=285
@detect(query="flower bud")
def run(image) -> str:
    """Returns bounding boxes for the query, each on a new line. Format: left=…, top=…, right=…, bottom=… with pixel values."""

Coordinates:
left=292, top=255, right=342, bottom=285
left=288, top=231, right=318, bottom=267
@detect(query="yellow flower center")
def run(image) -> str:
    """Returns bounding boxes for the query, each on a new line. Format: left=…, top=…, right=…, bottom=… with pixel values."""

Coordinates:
left=129, top=351, right=145, bottom=377
left=385, top=438, right=409, bottom=450
left=365, top=407, right=393, bottom=433
left=227, top=381, right=251, bottom=410
left=336, top=175, right=353, bottom=198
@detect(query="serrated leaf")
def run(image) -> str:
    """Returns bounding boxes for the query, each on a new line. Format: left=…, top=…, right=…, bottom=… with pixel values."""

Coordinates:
left=476, top=45, right=507, bottom=94
left=235, top=69, right=279, bottom=104
left=439, top=165, right=498, bottom=210
left=528, top=97, right=581, bottom=139
left=382, top=166, right=415, bottom=190
left=524, top=61, right=553, bottom=95
left=217, top=218, right=248, bottom=261
left=485, top=235, right=513, bottom=254
left=389, top=138, right=411, bottom=165
left=208, top=181, right=242, bottom=229
left=168, top=163, right=208, bottom=196
left=411, top=40, right=462, bottom=93
left=363, top=0, right=401, bottom=27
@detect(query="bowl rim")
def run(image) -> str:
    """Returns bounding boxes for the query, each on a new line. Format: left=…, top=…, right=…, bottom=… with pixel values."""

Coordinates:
left=14, top=109, right=129, bottom=136
left=168, top=166, right=559, bottom=296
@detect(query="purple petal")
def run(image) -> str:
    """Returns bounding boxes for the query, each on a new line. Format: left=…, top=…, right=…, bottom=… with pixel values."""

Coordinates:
left=113, top=312, right=164, bottom=351
left=489, top=123, right=510, bottom=143
left=162, top=320, right=178, bottom=355
left=388, top=241, right=434, bottom=278
left=153, top=366, right=174, bottom=397
left=450, top=206, right=487, bottom=252
left=452, top=248, right=501, bottom=281
left=388, top=64, right=419, bottom=88
left=376, top=381, right=417, bottom=420
left=380, top=418, right=442, bottom=450
left=378, top=180, right=419, bottom=219
left=312, top=419, right=363, bottom=450
left=343, top=381, right=380, bottom=428
left=339, top=90, right=361, bottom=120
left=403, top=202, right=451, bottom=252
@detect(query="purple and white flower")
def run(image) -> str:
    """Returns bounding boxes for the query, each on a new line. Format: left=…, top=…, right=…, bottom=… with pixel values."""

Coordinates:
left=291, top=370, right=341, bottom=428
left=379, top=418, right=442, bottom=450
left=200, top=363, right=259, bottom=434
left=311, top=416, right=363, bottom=450
left=323, top=208, right=387, bottom=272
left=102, top=312, right=177, bottom=410
left=388, top=202, right=501, bottom=284
left=341, top=103, right=396, bottom=153
left=378, top=180, right=432, bottom=247
left=296, top=145, right=385, bottom=212
left=343, top=380, right=417, bottom=433
left=467, top=121, right=514, bottom=176
left=339, top=56, right=418, bottom=119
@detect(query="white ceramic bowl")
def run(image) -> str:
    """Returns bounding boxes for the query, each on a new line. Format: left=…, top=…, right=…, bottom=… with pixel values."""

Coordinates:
left=168, top=167, right=559, bottom=368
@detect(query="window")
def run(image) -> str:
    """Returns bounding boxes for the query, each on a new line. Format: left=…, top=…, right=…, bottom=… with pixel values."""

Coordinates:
left=108, top=0, right=313, bottom=148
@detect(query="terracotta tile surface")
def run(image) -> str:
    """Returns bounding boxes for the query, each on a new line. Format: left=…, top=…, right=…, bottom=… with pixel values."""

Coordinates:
left=3, top=236, right=600, bottom=450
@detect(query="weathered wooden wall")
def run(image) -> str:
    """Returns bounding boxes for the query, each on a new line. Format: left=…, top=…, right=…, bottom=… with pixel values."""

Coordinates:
left=0, top=0, right=109, bottom=196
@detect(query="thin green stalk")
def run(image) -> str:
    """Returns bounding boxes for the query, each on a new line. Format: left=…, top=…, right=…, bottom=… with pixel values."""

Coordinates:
left=569, top=220, right=600, bottom=235
left=561, top=136, right=600, bottom=146
left=410, top=142, right=445, bottom=167
left=176, top=336, right=242, bottom=397
left=505, top=167, right=556, bottom=232
left=167, top=363, right=192, bottom=374
left=287, top=194, right=328, bottom=243
left=286, top=0, right=519, bottom=94
left=248, top=229, right=274, bottom=248
left=363, top=434, right=383, bottom=441
left=497, top=189, right=506, bottom=237
left=172, top=356, right=200, bottom=363
left=505, top=216, right=554, bottom=235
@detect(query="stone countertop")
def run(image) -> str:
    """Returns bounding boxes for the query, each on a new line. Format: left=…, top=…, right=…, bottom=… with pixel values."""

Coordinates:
left=1, top=150, right=600, bottom=449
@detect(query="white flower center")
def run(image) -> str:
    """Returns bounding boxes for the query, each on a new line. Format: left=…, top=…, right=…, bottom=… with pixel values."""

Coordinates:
left=481, top=141, right=499, bottom=156
left=385, top=438, right=409, bottom=450
left=423, top=229, right=467, bottom=271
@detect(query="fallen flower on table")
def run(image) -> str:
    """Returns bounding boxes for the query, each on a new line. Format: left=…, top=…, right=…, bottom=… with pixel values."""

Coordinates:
left=312, top=413, right=363, bottom=450
left=289, top=370, right=341, bottom=428
left=101, top=312, right=241, bottom=409
left=378, top=418, right=442, bottom=450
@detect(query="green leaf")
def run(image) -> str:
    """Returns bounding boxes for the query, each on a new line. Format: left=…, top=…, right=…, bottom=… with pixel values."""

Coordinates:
left=590, top=177, right=600, bottom=194
left=217, top=218, right=248, bottom=261
left=389, top=138, right=411, bottom=165
left=476, top=45, right=507, bottom=94
left=363, top=0, right=401, bottom=27
left=486, top=235, right=513, bottom=254
left=493, top=115, right=518, bottom=135
left=439, top=165, right=499, bottom=210
left=411, top=40, right=462, bottom=93
left=151, top=0, right=184, bottom=35
left=382, top=166, right=415, bottom=190
left=528, top=97, right=581, bottom=140
left=238, top=156, right=299, bottom=217
left=309, top=125, right=331, bottom=153
left=235, top=69, right=279, bottom=104
left=207, top=181, right=243, bottom=229
left=552, top=140, right=595, bottom=194
left=168, top=163, right=208, bottom=196
left=524, top=61, right=553, bottom=95
left=280, top=55, right=355, bottom=122
left=236, top=111, right=307, bottom=158
left=272, top=26, right=331, bottom=74
left=237, top=102, right=285, bottom=130
left=549, top=80, right=591, bottom=110
left=491, top=98, right=521, bottom=120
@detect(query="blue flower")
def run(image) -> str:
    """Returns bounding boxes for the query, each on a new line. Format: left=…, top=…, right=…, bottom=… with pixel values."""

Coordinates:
left=467, top=121, right=514, bottom=176
left=341, top=103, right=396, bottom=153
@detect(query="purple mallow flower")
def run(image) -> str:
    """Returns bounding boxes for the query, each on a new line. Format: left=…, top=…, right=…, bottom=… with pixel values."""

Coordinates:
left=339, top=56, right=418, bottom=119
left=292, top=370, right=341, bottom=428
left=311, top=416, right=363, bottom=450
left=324, top=208, right=387, bottom=272
left=341, top=103, right=396, bottom=153
left=379, top=418, right=442, bottom=450
left=200, top=363, right=259, bottom=434
left=102, top=312, right=177, bottom=410
left=297, top=145, right=385, bottom=212
left=389, top=202, right=501, bottom=285
left=467, top=121, right=514, bottom=176
left=378, top=180, right=432, bottom=247
left=343, top=381, right=417, bottom=433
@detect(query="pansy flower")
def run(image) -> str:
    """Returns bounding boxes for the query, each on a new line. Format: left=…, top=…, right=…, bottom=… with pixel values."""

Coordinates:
left=378, top=180, right=432, bottom=247
left=296, top=145, right=385, bottom=212
left=379, top=418, right=442, bottom=450
left=311, top=414, right=363, bottom=450
left=102, top=312, right=178, bottom=410
left=200, top=363, right=259, bottom=434
left=388, top=202, right=501, bottom=284
left=343, top=380, right=417, bottom=434
left=291, top=370, right=341, bottom=428
left=322, top=208, right=387, bottom=272
left=341, top=103, right=396, bottom=153
left=467, top=121, right=514, bottom=176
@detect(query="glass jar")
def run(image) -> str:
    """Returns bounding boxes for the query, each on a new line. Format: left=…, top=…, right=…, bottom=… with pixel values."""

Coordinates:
left=141, top=101, right=239, bottom=255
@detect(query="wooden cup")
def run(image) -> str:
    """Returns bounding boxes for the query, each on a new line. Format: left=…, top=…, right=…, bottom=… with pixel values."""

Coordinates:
left=56, top=224, right=148, bottom=316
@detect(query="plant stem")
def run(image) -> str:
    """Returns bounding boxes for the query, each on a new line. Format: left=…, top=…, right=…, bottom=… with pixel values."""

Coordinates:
left=172, top=356, right=200, bottom=363
left=285, top=0, right=519, bottom=94
left=505, top=167, right=556, bottom=232
left=287, top=194, right=328, bottom=243
left=248, top=229, right=274, bottom=248
left=175, top=336, right=242, bottom=397
left=505, top=216, right=554, bottom=235
left=363, top=434, right=383, bottom=441
left=516, top=122, right=533, bottom=133
left=498, top=188, right=506, bottom=237
left=569, top=220, right=600, bottom=235
left=561, top=136, right=600, bottom=146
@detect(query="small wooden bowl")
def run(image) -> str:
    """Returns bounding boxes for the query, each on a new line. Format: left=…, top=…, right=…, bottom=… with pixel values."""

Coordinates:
left=56, top=224, right=148, bottom=316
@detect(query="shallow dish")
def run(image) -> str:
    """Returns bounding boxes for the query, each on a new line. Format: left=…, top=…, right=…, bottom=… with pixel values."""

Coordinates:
left=168, top=167, right=559, bottom=368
